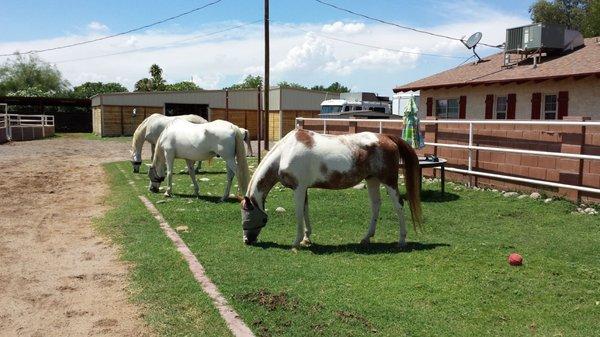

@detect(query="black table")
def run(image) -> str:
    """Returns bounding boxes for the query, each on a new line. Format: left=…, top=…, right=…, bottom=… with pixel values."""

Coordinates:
left=401, top=157, right=447, bottom=195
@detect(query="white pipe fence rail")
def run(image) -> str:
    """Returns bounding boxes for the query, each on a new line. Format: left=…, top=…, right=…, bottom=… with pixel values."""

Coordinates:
left=2, top=114, right=55, bottom=141
left=295, top=117, right=600, bottom=195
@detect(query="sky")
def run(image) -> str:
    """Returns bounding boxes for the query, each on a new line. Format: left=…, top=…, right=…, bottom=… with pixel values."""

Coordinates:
left=0, top=0, right=535, bottom=96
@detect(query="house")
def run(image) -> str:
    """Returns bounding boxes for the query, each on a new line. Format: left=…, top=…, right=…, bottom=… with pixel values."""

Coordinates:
left=394, top=36, right=600, bottom=120
left=91, top=87, right=339, bottom=140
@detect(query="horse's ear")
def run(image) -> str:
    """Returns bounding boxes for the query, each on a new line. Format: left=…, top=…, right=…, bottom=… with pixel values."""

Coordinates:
left=241, top=196, right=254, bottom=211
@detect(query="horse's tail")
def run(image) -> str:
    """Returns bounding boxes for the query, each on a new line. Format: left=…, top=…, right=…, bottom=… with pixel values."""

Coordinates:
left=388, top=135, right=422, bottom=231
left=233, top=126, right=250, bottom=196
left=241, top=128, right=254, bottom=156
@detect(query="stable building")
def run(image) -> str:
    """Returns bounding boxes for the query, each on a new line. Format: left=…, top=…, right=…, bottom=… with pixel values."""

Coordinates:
left=91, top=87, right=339, bottom=140
left=394, top=29, right=600, bottom=121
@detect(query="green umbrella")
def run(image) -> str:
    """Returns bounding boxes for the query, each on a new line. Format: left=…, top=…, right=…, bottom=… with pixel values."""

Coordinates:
left=401, top=96, right=425, bottom=149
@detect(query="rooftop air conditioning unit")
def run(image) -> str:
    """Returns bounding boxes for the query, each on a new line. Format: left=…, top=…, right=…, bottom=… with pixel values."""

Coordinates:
left=505, top=23, right=567, bottom=54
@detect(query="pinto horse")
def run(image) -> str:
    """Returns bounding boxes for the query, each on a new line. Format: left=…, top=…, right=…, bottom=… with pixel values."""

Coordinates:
left=241, top=129, right=422, bottom=248
left=131, top=114, right=254, bottom=173
left=148, top=119, right=250, bottom=201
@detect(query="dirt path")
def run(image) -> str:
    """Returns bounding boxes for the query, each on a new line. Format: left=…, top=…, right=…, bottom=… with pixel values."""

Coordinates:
left=0, top=135, right=152, bottom=337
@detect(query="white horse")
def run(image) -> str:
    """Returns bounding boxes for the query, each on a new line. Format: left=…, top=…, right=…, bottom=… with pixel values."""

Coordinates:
left=241, top=129, right=422, bottom=249
left=130, top=113, right=207, bottom=173
left=131, top=114, right=254, bottom=173
left=148, top=119, right=250, bottom=201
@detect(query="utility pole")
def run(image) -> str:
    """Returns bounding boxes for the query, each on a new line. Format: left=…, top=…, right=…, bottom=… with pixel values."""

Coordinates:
left=263, top=0, right=270, bottom=150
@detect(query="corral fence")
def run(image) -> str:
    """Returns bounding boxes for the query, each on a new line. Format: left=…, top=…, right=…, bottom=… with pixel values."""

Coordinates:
left=296, top=117, right=600, bottom=202
left=1, top=114, right=55, bottom=143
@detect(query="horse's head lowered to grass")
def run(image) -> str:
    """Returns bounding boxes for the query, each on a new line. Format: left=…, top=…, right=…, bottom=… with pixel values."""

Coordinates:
left=241, top=196, right=268, bottom=245
left=148, top=166, right=165, bottom=193
left=131, top=149, right=143, bottom=173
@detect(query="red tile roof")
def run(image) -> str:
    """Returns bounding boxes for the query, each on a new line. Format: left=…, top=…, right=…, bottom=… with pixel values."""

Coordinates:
left=394, top=37, right=600, bottom=92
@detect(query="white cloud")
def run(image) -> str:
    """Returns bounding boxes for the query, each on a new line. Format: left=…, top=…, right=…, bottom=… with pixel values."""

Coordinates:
left=87, top=21, right=109, bottom=32
left=0, top=3, right=530, bottom=95
left=352, top=48, right=420, bottom=68
left=191, top=73, right=223, bottom=89
left=273, top=34, right=352, bottom=75
left=322, top=21, right=365, bottom=34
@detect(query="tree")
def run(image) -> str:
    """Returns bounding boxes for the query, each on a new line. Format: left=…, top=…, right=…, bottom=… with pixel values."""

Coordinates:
left=311, top=82, right=350, bottom=93
left=134, top=64, right=166, bottom=92
left=277, top=81, right=308, bottom=90
left=228, top=75, right=263, bottom=90
left=529, top=0, right=600, bottom=37
left=134, top=78, right=152, bottom=92
left=164, top=81, right=201, bottom=91
left=0, top=54, right=70, bottom=96
left=72, top=81, right=128, bottom=98
left=149, top=64, right=165, bottom=90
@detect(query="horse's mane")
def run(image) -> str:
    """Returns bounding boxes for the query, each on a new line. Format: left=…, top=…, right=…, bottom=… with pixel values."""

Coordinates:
left=131, top=114, right=160, bottom=153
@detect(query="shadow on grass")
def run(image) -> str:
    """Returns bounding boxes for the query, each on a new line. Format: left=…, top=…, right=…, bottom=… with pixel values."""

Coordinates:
left=176, top=170, right=227, bottom=175
left=253, top=241, right=450, bottom=255
left=419, top=190, right=460, bottom=203
left=170, top=193, right=240, bottom=204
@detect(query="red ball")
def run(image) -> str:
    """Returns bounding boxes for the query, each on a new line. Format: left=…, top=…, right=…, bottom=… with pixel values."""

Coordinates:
left=508, top=253, right=523, bottom=266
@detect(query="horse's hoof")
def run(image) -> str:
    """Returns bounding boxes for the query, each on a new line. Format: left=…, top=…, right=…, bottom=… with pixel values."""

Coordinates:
left=164, top=192, right=172, bottom=198
left=360, top=238, right=370, bottom=245
left=300, top=238, right=312, bottom=247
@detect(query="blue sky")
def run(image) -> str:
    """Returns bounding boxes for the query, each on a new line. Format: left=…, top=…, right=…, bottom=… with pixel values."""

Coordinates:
left=0, top=0, right=535, bottom=94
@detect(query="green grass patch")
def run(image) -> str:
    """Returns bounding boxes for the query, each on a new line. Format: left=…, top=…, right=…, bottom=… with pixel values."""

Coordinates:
left=56, top=132, right=132, bottom=142
left=95, top=164, right=233, bottom=336
left=103, top=159, right=600, bottom=337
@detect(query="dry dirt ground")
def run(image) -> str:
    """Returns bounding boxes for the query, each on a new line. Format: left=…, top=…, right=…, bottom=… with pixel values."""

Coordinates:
left=0, top=135, right=152, bottom=337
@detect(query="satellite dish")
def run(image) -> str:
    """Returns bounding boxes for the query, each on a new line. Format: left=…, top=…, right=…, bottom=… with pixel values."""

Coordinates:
left=461, top=32, right=484, bottom=62
left=464, top=32, right=482, bottom=49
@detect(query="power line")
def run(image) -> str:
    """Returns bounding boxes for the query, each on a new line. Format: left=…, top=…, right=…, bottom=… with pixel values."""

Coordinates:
left=0, top=0, right=224, bottom=57
left=52, top=20, right=261, bottom=64
left=287, top=25, right=466, bottom=59
left=314, top=0, right=502, bottom=49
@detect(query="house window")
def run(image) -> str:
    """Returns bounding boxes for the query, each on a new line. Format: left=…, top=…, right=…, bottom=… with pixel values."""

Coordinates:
left=435, top=99, right=459, bottom=119
left=496, top=96, right=507, bottom=119
left=344, top=105, right=350, bottom=112
left=544, top=94, right=557, bottom=119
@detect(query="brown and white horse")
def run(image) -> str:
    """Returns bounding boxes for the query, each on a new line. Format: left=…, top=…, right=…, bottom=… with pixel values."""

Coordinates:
left=241, top=129, right=422, bottom=248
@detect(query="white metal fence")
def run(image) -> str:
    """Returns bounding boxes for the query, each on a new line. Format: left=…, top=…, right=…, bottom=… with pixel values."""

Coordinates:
left=3, top=114, right=55, bottom=141
left=296, top=117, right=600, bottom=195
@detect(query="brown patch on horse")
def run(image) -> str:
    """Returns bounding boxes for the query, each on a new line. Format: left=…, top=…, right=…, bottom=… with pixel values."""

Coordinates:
left=312, top=139, right=378, bottom=189
left=256, top=165, right=278, bottom=194
left=319, top=163, right=328, bottom=175
left=279, top=170, right=299, bottom=189
left=375, top=134, right=401, bottom=186
left=295, top=129, right=315, bottom=148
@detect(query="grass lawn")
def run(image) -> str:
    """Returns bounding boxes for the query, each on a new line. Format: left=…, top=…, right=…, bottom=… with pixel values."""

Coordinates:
left=55, top=132, right=132, bottom=142
left=101, top=158, right=600, bottom=337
